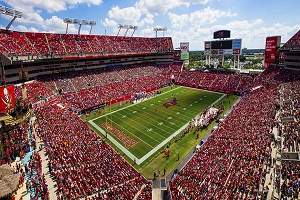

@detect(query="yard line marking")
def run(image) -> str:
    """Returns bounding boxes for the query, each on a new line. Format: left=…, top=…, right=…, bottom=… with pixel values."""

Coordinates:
left=118, top=109, right=173, bottom=138
left=120, top=107, right=180, bottom=131
left=88, top=88, right=227, bottom=165
left=90, top=86, right=182, bottom=121
left=114, top=111, right=167, bottom=142
left=112, top=114, right=161, bottom=143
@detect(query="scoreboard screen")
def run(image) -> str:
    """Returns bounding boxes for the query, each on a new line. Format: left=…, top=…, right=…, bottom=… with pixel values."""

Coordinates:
left=213, top=30, right=230, bottom=39
left=211, top=40, right=232, bottom=50
left=204, top=39, right=242, bottom=55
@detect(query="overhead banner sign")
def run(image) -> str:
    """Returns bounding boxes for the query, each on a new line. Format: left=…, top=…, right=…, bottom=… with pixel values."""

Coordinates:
left=180, top=42, right=189, bottom=60
left=264, top=36, right=281, bottom=66
left=0, top=85, right=16, bottom=113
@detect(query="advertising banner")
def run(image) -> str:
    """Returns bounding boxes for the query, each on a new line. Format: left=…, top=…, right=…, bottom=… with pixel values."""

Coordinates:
left=180, top=42, right=189, bottom=60
left=232, top=39, right=242, bottom=55
left=265, top=36, right=280, bottom=64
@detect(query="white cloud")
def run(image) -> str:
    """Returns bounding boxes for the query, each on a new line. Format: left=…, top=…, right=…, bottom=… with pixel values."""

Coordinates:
left=136, top=0, right=210, bottom=14
left=168, top=19, right=300, bottom=50
left=102, top=5, right=154, bottom=32
left=0, top=0, right=101, bottom=33
left=42, top=16, right=69, bottom=33
left=13, top=25, right=39, bottom=32
left=142, top=13, right=154, bottom=25
left=101, top=18, right=118, bottom=28
left=108, top=6, right=142, bottom=25
left=139, top=26, right=155, bottom=37
left=2, top=0, right=103, bottom=13
left=18, top=11, right=45, bottom=25
left=168, top=7, right=237, bottom=29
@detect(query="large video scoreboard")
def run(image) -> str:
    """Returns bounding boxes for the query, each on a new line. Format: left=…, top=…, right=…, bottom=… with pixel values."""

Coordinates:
left=204, top=39, right=242, bottom=55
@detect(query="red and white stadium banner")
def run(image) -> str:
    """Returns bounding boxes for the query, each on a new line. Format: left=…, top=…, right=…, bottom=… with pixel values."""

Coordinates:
left=0, top=85, right=16, bottom=113
left=264, top=36, right=281, bottom=68
left=180, top=42, right=189, bottom=53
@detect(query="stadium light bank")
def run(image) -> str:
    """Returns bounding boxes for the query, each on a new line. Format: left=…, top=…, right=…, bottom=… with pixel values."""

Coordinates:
left=0, top=5, right=22, bottom=30
left=117, top=24, right=138, bottom=37
left=153, top=27, right=167, bottom=38
left=63, top=17, right=96, bottom=35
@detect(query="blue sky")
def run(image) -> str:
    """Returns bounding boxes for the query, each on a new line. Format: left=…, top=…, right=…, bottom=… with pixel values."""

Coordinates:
left=0, top=0, right=299, bottom=50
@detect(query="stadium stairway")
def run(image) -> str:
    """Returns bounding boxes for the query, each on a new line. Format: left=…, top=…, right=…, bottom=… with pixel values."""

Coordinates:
left=262, top=126, right=280, bottom=200
left=13, top=116, right=57, bottom=200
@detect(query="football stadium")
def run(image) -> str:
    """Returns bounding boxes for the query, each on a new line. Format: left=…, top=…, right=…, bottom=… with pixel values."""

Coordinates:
left=0, top=2, right=300, bottom=200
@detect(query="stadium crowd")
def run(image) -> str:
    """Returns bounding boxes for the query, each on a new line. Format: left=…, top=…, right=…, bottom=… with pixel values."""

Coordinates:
left=33, top=102, right=150, bottom=199
left=273, top=77, right=300, bottom=199
left=169, top=85, right=278, bottom=199
left=3, top=58, right=300, bottom=200
left=169, top=65, right=300, bottom=200
left=0, top=30, right=173, bottom=59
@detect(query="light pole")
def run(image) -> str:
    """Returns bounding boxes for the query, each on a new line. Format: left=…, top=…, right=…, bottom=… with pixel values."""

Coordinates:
left=0, top=5, right=23, bottom=30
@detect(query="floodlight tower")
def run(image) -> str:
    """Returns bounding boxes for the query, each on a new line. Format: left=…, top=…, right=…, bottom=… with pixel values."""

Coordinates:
left=117, top=24, right=138, bottom=37
left=131, top=26, right=138, bottom=37
left=89, top=21, right=96, bottom=35
left=63, top=18, right=73, bottom=34
left=79, top=19, right=89, bottom=35
left=0, top=5, right=23, bottom=30
left=153, top=27, right=167, bottom=38
left=72, top=19, right=82, bottom=35
left=64, top=18, right=96, bottom=35
left=117, top=24, right=124, bottom=36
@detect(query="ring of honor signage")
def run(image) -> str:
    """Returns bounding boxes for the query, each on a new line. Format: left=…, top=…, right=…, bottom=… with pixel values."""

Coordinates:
left=180, top=42, right=189, bottom=60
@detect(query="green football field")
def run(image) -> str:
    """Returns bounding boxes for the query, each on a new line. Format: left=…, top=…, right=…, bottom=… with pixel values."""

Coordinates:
left=88, top=86, right=225, bottom=165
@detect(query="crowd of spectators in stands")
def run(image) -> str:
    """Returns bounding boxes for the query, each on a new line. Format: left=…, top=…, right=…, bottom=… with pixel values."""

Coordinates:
left=0, top=122, right=30, bottom=164
left=25, top=151, right=49, bottom=199
left=169, top=65, right=300, bottom=200
left=0, top=120, right=50, bottom=199
left=14, top=62, right=266, bottom=112
left=279, top=162, right=300, bottom=199
left=8, top=60, right=300, bottom=200
left=14, top=81, right=54, bottom=105
left=273, top=75, right=300, bottom=199
left=34, top=102, right=150, bottom=199
left=0, top=30, right=173, bottom=59
left=169, top=85, right=278, bottom=199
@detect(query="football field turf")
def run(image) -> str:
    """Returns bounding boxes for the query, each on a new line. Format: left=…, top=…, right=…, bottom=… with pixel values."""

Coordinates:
left=88, top=86, right=225, bottom=165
